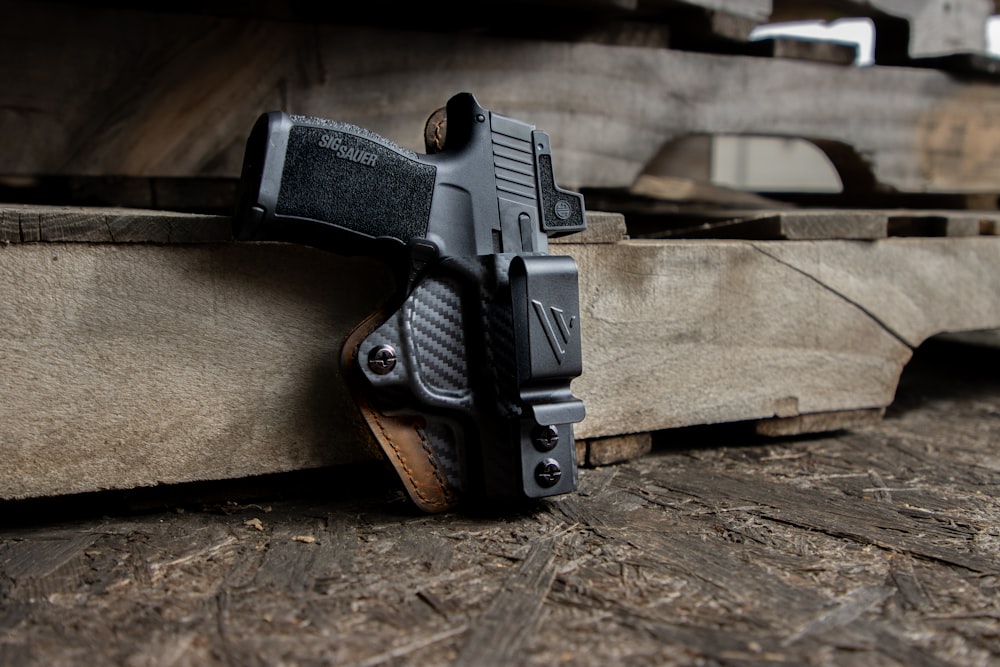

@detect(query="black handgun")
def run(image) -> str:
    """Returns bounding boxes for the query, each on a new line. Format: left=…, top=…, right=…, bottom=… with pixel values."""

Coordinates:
left=233, top=92, right=586, bottom=512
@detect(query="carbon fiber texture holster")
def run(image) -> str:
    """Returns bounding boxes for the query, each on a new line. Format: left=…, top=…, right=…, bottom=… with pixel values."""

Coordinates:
left=340, top=253, right=583, bottom=512
left=341, top=306, right=460, bottom=513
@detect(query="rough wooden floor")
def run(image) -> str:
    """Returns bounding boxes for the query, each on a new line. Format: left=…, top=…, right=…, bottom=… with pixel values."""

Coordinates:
left=1, top=338, right=998, bottom=666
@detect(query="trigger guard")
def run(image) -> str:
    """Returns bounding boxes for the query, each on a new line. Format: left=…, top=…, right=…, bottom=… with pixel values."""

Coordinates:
left=359, top=268, right=476, bottom=414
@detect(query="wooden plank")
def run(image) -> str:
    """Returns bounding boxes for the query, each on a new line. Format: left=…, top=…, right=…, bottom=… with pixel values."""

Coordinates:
left=649, top=209, right=889, bottom=239
left=0, top=202, right=628, bottom=245
left=583, top=433, right=653, bottom=466
left=629, top=174, right=788, bottom=210
left=0, top=238, right=395, bottom=499
left=568, top=239, right=914, bottom=439
left=752, top=238, right=1000, bottom=346
left=0, top=203, right=626, bottom=247
left=750, top=36, right=859, bottom=65
left=866, top=0, right=992, bottom=59
left=755, top=407, right=886, bottom=436
left=652, top=1, right=765, bottom=44
left=642, top=208, right=1000, bottom=240
left=4, top=206, right=1000, bottom=499
left=771, top=0, right=994, bottom=61
left=886, top=210, right=996, bottom=237
left=659, top=0, right=772, bottom=22
left=0, top=205, right=231, bottom=243
left=641, top=136, right=714, bottom=183
left=6, top=5, right=1000, bottom=194
left=551, top=210, right=629, bottom=244
left=0, top=175, right=241, bottom=215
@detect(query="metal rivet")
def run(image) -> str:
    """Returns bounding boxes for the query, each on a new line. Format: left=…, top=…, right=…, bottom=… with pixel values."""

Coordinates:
left=531, top=424, right=559, bottom=452
left=534, top=458, right=562, bottom=488
left=367, top=345, right=397, bottom=374
left=476, top=114, right=485, bottom=123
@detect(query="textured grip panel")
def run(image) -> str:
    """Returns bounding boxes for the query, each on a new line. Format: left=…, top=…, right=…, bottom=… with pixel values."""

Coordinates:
left=277, top=124, right=436, bottom=242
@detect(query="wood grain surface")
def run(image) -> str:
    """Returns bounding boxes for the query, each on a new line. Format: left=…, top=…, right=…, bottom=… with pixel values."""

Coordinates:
left=773, top=0, right=994, bottom=59
left=3, top=206, right=1000, bottom=499
left=5, top=3, right=1000, bottom=194
left=0, top=240, right=394, bottom=498
left=0, top=337, right=997, bottom=666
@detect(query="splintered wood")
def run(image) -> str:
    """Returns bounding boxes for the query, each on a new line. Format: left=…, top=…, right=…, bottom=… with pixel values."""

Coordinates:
left=1, top=340, right=997, bottom=665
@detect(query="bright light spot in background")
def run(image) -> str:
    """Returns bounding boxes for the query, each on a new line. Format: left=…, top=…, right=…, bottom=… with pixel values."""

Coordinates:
left=750, top=18, right=876, bottom=66
left=711, top=135, right=843, bottom=192
left=716, top=16, right=1000, bottom=192
left=755, top=16, right=1000, bottom=62
left=988, top=16, right=1000, bottom=54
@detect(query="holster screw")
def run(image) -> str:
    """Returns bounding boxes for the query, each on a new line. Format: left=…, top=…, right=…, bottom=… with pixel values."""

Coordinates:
left=535, top=458, right=562, bottom=488
left=531, top=424, right=560, bottom=452
left=367, top=345, right=397, bottom=374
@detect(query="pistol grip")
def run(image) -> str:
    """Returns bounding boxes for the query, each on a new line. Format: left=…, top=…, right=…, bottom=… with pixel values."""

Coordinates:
left=234, top=111, right=436, bottom=254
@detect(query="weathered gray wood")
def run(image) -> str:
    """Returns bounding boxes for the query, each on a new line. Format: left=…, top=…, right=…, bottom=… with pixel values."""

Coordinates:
left=629, top=174, right=787, bottom=210
left=5, top=4, right=1000, bottom=194
left=4, top=206, right=1000, bottom=498
left=886, top=210, right=996, bottom=237
left=652, top=209, right=889, bottom=239
left=0, top=240, right=395, bottom=499
left=662, top=0, right=772, bottom=21
left=865, top=0, right=992, bottom=58
left=753, top=238, right=1000, bottom=346
left=635, top=207, right=1000, bottom=240
left=772, top=0, right=994, bottom=60
left=755, top=407, right=886, bottom=436
left=552, top=210, right=629, bottom=244
left=752, top=36, right=859, bottom=65
left=641, top=136, right=714, bottom=183
left=0, top=204, right=625, bottom=247
left=570, top=234, right=1000, bottom=436
left=0, top=205, right=231, bottom=243
left=583, top=433, right=653, bottom=466
left=568, top=239, right=912, bottom=438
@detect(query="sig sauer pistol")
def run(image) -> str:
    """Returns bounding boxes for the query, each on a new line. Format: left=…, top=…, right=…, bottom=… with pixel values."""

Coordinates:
left=233, top=92, right=586, bottom=512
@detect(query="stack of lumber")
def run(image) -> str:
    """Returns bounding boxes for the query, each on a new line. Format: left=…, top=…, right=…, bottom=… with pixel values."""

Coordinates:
left=2, top=0, right=1000, bottom=499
